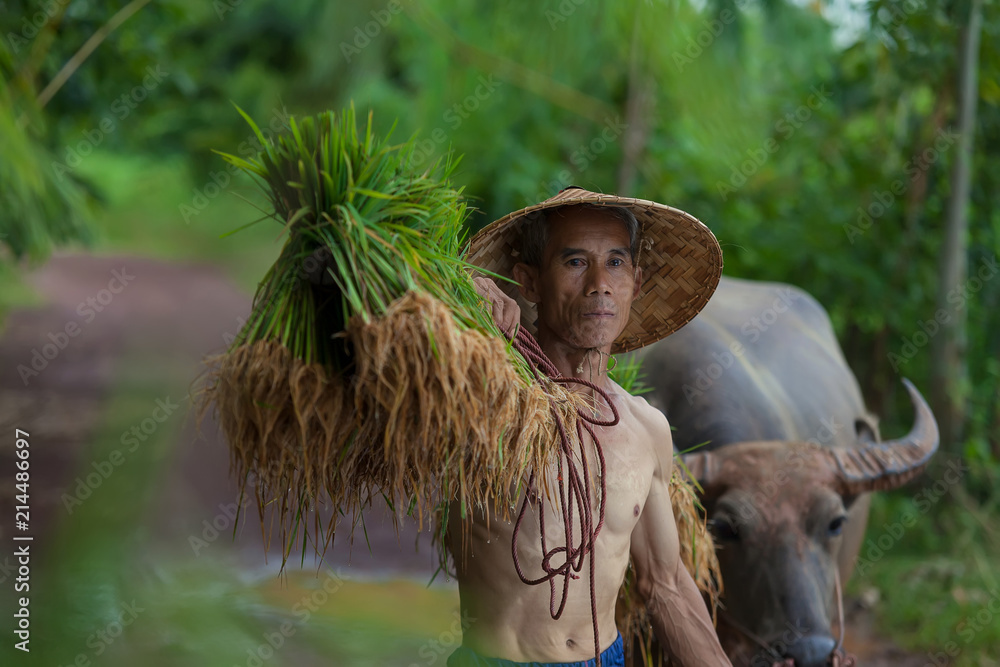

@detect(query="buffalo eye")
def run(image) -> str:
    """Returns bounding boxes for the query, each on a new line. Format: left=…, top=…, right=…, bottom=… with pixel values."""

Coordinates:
left=828, top=515, right=848, bottom=536
left=708, top=518, right=739, bottom=542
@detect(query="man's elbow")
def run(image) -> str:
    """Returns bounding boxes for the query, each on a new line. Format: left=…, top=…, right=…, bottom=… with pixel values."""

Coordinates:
left=635, top=562, right=684, bottom=608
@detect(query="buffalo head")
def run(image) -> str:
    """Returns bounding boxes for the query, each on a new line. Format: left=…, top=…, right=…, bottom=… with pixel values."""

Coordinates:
left=681, top=379, right=938, bottom=666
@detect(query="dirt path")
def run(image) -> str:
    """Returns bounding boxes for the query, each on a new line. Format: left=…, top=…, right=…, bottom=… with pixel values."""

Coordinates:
left=0, top=252, right=927, bottom=665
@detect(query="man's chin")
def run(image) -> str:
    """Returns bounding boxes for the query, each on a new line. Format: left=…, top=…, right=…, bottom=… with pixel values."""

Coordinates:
left=566, top=327, right=621, bottom=352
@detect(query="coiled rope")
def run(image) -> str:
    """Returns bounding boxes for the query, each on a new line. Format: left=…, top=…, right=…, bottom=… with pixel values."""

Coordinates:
left=506, top=326, right=619, bottom=667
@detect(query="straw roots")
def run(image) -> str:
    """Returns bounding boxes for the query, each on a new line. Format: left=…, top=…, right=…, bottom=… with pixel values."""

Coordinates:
left=199, top=290, right=581, bottom=568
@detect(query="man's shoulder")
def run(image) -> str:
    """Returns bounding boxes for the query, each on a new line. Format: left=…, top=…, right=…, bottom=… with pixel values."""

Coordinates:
left=608, top=380, right=671, bottom=436
left=607, top=381, right=674, bottom=482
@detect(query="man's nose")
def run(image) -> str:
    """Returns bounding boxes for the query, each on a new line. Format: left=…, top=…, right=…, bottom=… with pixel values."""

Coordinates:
left=584, top=265, right=612, bottom=295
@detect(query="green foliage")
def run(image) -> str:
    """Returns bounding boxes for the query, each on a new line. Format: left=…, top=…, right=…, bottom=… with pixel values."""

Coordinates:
left=0, top=36, right=94, bottom=265
left=848, top=490, right=1000, bottom=665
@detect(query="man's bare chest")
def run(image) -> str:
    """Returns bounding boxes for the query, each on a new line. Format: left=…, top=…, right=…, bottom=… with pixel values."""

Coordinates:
left=530, top=418, right=655, bottom=533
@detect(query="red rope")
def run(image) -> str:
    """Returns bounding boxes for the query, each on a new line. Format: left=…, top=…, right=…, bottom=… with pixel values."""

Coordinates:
left=506, top=326, right=619, bottom=667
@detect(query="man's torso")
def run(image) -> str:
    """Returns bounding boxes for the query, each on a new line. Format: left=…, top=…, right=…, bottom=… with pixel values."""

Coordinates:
left=445, top=383, right=669, bottom=663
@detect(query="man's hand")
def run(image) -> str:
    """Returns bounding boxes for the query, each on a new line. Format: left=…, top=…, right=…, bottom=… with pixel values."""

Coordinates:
left=473, top=277, right=520, bottom=338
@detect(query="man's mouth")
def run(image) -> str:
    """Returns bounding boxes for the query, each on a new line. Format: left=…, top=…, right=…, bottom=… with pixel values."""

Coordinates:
left=582, top=311, right=616, bottom=319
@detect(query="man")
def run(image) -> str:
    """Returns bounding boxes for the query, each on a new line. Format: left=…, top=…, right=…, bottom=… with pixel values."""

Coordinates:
left=446, top=186, right=732, bottom=666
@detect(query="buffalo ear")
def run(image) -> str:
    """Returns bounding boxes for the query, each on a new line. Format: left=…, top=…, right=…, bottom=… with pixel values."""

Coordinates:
left=854, top=414, right=881, bottom=444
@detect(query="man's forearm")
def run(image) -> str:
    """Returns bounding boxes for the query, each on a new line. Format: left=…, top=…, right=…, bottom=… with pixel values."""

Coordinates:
left=645, top=562, right=732, bottom=667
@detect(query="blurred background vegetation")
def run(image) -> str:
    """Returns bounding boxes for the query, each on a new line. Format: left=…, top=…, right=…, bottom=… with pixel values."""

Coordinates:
left=1, top=0, right=998, bottom=665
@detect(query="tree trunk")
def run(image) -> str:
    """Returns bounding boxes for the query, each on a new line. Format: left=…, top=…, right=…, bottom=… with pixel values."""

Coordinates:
left=931, top=0, right=983, bottom=452
left=617, top=8, right=653, bottom=196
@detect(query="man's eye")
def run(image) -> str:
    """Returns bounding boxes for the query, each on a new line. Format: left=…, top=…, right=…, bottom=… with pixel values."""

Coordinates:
left=609, top=258, right=624, bottom=267
left=567, top=259, right=584, bottom=267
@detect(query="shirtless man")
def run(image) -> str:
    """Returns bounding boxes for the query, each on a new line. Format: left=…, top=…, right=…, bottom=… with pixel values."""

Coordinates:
left=448, top=187, right=732, bottom=666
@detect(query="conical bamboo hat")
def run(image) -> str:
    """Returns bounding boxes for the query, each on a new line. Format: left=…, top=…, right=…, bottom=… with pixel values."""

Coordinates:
left=467, top=186, right=723, bottom=354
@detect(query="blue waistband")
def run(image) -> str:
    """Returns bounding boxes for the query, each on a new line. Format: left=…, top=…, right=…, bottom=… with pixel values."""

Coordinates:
left=446, top=632, right=624, bottom=667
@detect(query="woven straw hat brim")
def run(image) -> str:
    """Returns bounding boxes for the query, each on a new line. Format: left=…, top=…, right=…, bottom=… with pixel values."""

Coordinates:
left=467, top=188, right=723, bottom=354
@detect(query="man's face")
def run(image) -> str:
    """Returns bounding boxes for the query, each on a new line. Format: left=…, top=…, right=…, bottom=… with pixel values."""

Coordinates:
left=514, top=207, right=641, bottom=353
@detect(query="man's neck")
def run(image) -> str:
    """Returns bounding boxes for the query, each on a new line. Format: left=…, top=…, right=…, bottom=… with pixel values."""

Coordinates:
left=535, top=330, right=614, bottom=392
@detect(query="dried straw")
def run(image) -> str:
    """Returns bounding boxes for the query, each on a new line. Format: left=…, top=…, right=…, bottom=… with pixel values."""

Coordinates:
left=197, top=289, right=583, bottom=569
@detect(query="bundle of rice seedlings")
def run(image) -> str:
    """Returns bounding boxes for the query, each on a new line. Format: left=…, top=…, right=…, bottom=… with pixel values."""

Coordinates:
left=610, top=358, right=722, bottom=666
left=195, top=105, right=582, bottom=570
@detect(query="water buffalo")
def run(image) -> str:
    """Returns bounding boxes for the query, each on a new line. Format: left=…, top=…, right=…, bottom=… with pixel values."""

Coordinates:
left=634, top=276, right=938, bottom=667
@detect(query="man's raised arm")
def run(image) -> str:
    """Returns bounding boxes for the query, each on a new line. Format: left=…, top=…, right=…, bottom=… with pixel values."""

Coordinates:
left=629, top=409, right=732, bottom=667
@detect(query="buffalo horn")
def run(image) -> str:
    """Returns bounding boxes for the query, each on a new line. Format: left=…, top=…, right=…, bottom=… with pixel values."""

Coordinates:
left=825, top=378, right=939, bottom=495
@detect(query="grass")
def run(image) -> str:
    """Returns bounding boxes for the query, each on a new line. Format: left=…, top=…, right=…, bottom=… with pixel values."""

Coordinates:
left=78, top=561, right=462, bottom=667
left=847, top=481, right=1000, bottom=666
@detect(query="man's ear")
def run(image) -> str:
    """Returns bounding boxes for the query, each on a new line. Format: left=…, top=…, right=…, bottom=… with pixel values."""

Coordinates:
left=631, top=265, right=642, bottom=301
left=512, top=262, right=540, bottom=303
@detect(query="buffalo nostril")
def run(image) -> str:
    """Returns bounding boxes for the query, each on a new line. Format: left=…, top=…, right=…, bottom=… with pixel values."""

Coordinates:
left=782, top=635, right=837, bottom=667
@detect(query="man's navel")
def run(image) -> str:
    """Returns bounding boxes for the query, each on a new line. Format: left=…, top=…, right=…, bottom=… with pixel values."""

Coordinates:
left=633, top=504, right=640, bottom=517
